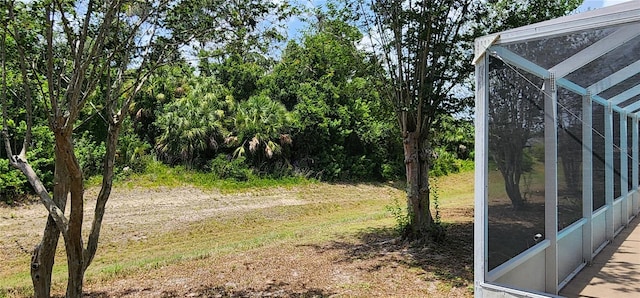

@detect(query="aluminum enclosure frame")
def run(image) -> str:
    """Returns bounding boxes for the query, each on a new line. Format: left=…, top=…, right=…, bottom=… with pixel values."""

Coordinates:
left=474, top=2, right=640, bottom=297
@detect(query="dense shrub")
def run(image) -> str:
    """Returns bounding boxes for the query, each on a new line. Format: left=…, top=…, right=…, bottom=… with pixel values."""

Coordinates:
left=0, top=124, right=55, bottom=203
left=75, top=132, right=107, bottom=178
left=154, top=77, right=230, bottom=167
left=117, top=122, right=153, bottom=173
left=209, top=154, right=252, bottom=181
left=0, top=159, right=28, bottom=202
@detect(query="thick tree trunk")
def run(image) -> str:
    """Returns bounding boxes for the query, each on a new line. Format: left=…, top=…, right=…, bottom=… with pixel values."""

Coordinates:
left=492, top=139, right=527, bottom=209
left=30, top=222, right=57, bottom=298
left=503, top=168, right=525, bottom=209
left=502, top=145, right=526, bottom=209
left=403, top=131, right=433, bottom=237
left=31, top=156, right=69, bottom=298
left=29, top=118, right=122, bottom=298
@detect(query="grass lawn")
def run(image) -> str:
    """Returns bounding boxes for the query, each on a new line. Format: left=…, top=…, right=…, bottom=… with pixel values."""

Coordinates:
left=0, top=169, right=475, bottom=297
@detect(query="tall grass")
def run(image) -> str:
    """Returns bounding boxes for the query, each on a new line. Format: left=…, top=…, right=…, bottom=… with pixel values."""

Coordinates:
left=87, top=159, right=314, bottom=192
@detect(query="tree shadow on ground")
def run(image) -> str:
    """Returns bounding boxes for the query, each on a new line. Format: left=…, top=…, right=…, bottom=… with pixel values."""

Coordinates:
left=81, top=288, right=152, bottom=297
left=560, top=216, right=640, bottom=296
left=83, top=282, right=335, bottom=297
left=192, top=282, right=335, bottom=298
left=301, top=220, right=474, bottom=289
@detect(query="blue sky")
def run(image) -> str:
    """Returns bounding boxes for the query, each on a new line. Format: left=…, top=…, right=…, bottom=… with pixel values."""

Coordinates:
left=577, top=0, right=633, bottom=12
left=286, top=0, right=326, bottom=41
left=285, top=0, right=633, bottom=40
left=273, top=0, right=633, bottom=58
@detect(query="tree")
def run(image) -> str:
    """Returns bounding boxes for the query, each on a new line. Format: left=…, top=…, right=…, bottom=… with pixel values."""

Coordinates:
left=354, top=0, right=477, bottom=237
left=167, top=0, right=293, bottom=76
left=355, top=0, right=582, bottom=237
left=264, top=7, right=400, bottom=180
left=1, top=1, right=296, bottom=294
left=487, top=60, right=544, bottom=208
left=230, top=94, right=293, bottom=166
left=475, top=0, right=583, bottom=34
left=1, top=0, right=178, bottom=296
left=129, top=63, right=194, bottom=147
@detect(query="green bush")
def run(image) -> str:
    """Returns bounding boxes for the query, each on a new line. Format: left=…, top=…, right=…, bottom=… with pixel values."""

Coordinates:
left=0, top=124, right=55, bottom=203
left=381, top=157, right=407, bottom=181
left=0, top=159, right=28, bottom=203
left=127, top=154, right=153, bottom=174
left=456, top=159, right=475, bottom=172
left=75, top=132, right=107, bottom=178
left=209, top=154, right=252, bottom=181
left=346, top=156, right=376, bottom=181
left=117, top=123, right=153, bottom=174
left=530, top=142, right=545, bottom=162
left=431, top=148, right=459, bottom=177
left=431, top=147, right=475, bottom=177
left=522, top=150, right=535, bottom=173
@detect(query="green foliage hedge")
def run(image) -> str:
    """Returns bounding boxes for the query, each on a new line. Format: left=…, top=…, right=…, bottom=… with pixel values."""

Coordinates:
left=0, top=11, right=475, bottom=203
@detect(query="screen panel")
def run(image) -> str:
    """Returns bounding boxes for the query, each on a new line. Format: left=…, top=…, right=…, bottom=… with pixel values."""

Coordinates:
left=557, top=87, right=583, bottom=231
left=487, top=56, right=546, bottom=270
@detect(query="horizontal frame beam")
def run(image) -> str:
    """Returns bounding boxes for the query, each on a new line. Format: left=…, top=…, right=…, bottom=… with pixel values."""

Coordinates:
left=550, top=24, right=640, bottom=78
left=490, top=46, right=550, bottom=79
left=589, top=60, right=640, bottom=96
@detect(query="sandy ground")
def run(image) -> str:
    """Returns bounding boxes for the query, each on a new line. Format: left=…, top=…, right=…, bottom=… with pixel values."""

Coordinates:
left=1, top=186, right=312, bottom=258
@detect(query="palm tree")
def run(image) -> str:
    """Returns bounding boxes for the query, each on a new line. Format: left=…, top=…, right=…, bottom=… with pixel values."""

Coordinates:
left=230, top=94, right=292, bottom=165
left=155, top=77, right=230, bottom=167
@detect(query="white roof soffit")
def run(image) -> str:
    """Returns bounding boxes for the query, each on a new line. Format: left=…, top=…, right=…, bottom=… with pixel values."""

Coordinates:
left=494, top=1, right=640, bottom=45
left=549, top=23, right=640, bottom=78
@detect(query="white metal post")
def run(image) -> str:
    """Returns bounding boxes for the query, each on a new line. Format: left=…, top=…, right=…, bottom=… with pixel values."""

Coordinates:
left=605, top=104, right=614, bottom=240
left=621, top=114, right=629, bottom=224
left=631, top=114, right=639, bottom=193
left=473, top=53, right=489, bottom=298
left=629, top=114, right=639, bottom=215
left=583, top=93, right=594, bottom=264
left=544, top=75, right=559, bottom=294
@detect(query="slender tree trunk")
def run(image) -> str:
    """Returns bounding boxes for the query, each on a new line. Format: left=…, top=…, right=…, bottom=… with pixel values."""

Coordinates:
left=84, top=122, right=121, bottom=268
left=65, top=244, right=84, bottom=298
left=65, top=182, right=84, bottom=298
left=53, top=133, right=85, bottom=298
left=492, top=139, right=527, bottom=209
left=403, top=131, right=433, bottom=237
left=31, top=156, right=69, bottom=297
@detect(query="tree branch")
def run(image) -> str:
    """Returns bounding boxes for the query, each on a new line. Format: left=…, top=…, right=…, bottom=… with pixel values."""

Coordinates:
left=44, top=4, right=60, bottom=128
left=54, top=0, right=78, bottom=56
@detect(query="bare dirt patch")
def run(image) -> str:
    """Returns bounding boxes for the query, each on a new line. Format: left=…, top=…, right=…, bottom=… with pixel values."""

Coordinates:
left=1, top=184, right=344, bottom=260
left=83, top=224, right=473, bottom=297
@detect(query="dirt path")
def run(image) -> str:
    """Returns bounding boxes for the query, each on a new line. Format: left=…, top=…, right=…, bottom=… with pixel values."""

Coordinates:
left=0, top=184, right=401, bottom=276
